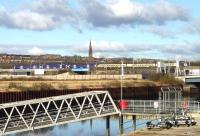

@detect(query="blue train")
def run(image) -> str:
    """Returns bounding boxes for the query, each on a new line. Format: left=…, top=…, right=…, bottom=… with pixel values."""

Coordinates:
left=14, top=63, right=96, bottom=73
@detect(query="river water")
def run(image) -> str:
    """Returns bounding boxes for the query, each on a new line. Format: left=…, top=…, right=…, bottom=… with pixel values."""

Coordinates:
left=11, top=117, right=149, bottom=136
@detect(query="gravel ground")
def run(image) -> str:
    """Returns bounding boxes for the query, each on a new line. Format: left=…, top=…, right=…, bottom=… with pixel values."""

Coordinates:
left=127, top=113, right=200, bottom=136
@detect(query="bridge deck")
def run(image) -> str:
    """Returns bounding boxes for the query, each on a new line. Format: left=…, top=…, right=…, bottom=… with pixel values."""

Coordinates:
left=0, top=91, right=119, bottom=135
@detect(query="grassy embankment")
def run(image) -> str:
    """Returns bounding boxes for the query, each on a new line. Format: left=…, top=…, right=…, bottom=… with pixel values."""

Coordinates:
left=0, top=73, right=183, bottom=92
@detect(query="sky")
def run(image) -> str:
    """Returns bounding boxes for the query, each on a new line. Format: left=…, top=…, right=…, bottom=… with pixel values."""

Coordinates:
left=0, top=0, right=200, bottom=60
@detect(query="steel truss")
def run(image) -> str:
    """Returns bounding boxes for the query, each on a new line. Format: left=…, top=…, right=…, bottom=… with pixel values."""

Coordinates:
left=0, top=91, right=119, bottom=135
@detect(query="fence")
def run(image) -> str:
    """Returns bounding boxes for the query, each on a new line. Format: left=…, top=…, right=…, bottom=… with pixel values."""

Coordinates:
left=120, top=100, right=200, bottom=114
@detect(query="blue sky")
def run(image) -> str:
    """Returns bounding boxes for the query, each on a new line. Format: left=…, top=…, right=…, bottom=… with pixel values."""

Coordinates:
left=0, top=0, right=200, bottom=60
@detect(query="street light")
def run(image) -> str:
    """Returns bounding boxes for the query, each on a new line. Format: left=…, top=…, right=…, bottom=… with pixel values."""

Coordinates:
left=120, top=59, right=124, bottom=104
left=132, top=58, right=134, bottom=74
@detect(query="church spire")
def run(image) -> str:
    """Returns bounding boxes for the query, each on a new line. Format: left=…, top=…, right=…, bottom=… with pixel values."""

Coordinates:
left=88, top=40, right=93, bottom=63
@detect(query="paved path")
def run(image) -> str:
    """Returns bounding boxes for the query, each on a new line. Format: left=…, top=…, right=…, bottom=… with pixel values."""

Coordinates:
left=127, top=113, right=200, bottom=136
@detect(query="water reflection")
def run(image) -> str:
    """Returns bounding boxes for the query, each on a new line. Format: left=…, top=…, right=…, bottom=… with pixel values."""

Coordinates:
left=11, top=116, right=148, bottom=136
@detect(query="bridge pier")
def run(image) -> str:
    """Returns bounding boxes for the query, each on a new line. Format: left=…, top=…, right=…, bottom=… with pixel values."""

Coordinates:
left=90, top=119, right=93, bottom=135
left=106, top=116, right=110, bottom=136
left=132, top=115, right=136, bottom=131
left=119, top=114, right=124, bottom=134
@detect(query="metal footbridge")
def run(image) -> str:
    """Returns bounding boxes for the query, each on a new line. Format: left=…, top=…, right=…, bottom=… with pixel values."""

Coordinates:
left=1, top=90, right=200, bottom=135
left=0, top=91, right=119, bottom=135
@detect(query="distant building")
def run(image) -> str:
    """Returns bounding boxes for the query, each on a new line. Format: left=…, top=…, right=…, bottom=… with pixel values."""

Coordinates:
left=40, top=54, right=61, bottom=60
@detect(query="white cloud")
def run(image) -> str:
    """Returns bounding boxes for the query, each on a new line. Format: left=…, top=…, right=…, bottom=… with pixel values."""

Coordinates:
left=0, top=0, right=189, bottom=30
left=70, top=39, right=200, bottom=60
left=93, top=52, right=104, bottom=58
left=0, top=0, right=79, bottom=31
left=28, top=47, right=45, bottom=55
left=0, top=46, right=28, bottom=54
left=74, top=40, right=128, bottom=53
left=144, top=25, right=176, bottom=38
left=10, top=11, right=57, bottom=30
left=109, top=0, right=143, bottom=17
left=81, top=0, right=189, bottom=27
left=1, top=39, right=200, bottom=60
left=183, top=19, right=200, bottom=34
left=93, top=41, right=128, bottom=52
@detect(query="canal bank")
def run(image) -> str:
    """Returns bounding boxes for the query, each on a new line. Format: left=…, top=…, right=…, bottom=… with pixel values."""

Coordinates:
left=0, top=79, right=156, bottom=92
left=0, top=79, right=188, bottom=104
left=2, top=85, right=199, bottom=103
left=126, top=113, right=200, bottom=136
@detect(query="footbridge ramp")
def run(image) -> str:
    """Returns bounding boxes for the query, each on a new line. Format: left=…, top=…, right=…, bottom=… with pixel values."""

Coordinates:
left=0, top=91, right=119, bottom=135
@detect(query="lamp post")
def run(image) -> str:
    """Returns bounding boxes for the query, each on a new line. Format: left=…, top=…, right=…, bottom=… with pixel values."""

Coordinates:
left=105, top=59, right=107, bottom=79
left=132, top=58, right=134, bottom=75
left=120, top=59, right=124, bottom=103
left=120, top=59, right=125, bottom=134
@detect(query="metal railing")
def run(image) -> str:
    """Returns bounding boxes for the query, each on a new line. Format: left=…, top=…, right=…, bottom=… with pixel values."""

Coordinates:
left=120, top=100, right=200, bottom=114
left=0, top=91, right=119, bottom=135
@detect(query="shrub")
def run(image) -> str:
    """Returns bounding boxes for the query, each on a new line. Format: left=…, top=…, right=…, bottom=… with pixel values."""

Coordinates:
left=31, top=83, right=54, bottom=91
left=148, top=73, right=183, bottom=85
left=8, top=82, right=28, bottom=91
left=8, top=82, right=18, bottom=89
left=110, top=80, right=121, bottom=87
left=80, top=84, right=88, bottom=89
left=58, top=84, right=68, bottom=90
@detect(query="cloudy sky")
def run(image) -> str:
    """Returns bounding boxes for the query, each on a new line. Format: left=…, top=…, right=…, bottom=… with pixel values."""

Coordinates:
left=0, top=0, right=200, bottom=60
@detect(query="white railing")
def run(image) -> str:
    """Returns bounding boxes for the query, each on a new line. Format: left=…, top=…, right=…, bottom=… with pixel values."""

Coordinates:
left=0, top=91, right=119, bottom=135
left=120, top=100, right=200, bottom=114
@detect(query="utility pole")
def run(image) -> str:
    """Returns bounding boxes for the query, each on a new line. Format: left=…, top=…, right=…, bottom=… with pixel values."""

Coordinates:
left=120, top=60, right=124, bottom=135
left=121, top=60, right=124, bottom=101
left=132, top=58, right=134, bottom=74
